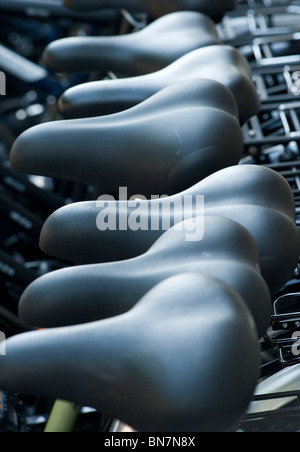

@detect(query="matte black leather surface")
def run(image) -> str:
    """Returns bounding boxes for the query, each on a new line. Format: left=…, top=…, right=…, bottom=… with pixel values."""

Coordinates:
left=43, top=12, right=221, bottom=75
left=20, top=216, right=272, bottom=338
left=59, top=45, right=260, bottom=125
left=10, top=80, right=243, bottom=198
left=63, top=0, right=238, bottom=21
left=40, top=165, right=300, bottom=296
left=0, top=273, right=259, bottom=432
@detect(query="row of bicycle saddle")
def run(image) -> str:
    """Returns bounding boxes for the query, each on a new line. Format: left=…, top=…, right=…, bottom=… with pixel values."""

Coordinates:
left=1, top=1, right=300, bottom=432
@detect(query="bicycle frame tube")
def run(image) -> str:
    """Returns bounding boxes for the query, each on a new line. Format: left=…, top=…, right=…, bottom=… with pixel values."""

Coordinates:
left=0, top=44, right=66, bottom=97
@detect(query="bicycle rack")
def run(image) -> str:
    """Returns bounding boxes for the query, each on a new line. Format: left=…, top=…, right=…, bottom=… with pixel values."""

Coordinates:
left=265, top=293, right=300, bottom=366
left=245, top=160, right=300, bottom=369
left=238, top=0, right=295, bottom=10
left=243, top=101, right=300, bottom=152
left=250, top=33, right=300, bottom=67
left=218, top=7, right=300, bottom=46
left=253, top=65, right=300, bottom=104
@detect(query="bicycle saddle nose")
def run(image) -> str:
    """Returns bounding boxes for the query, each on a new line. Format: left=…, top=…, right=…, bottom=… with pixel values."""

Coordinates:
left=10, top=80, right=243, bottom=198
left=62, top=0, right=238, bottom=22
left=59, top=45, right=260, bottom=125
left=43, top=12, right=221, bottom=75
left=19, top=216, right=272, bottom=338
left=40, top=164, right=300, bottom=296
left=0, top=273, right=259, bottom=432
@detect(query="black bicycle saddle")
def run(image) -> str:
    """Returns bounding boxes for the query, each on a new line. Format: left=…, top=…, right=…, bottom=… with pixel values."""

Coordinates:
left=0, top=273, right=259, bottom=432
left=59, top=45, right=260, bottom=125
left=43, top=12, right=221, bottom=76
left=62, top=0, right=238, bottom=21
left=19, top=216, right=272, bottom=338
left=40, top=165, right=300, bottom=296
left=10, top=80, right=243, bottom=198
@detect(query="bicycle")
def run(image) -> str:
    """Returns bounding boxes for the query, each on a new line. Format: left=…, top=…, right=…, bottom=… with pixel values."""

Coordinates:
left=2, top=0, right=300, bottom=433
